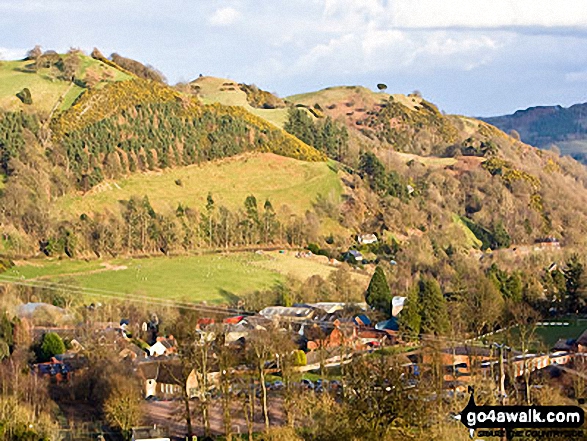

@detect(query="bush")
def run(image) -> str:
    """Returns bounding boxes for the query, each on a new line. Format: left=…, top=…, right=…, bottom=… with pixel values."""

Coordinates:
left=292, top=350, right=307, bottom=366
left=16, top=88, right=32, bottom=105
left=40, top=332, right=65, bottom=361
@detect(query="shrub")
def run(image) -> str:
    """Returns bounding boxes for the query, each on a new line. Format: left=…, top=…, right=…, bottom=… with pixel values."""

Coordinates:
left=16, top=88, right=32, bottom=105
left=40, top=332, right=65, bottom=361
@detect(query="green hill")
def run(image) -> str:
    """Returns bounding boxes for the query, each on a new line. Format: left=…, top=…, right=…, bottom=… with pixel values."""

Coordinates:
left=190, top=76, right=290, bottom=128
left=0, top=54, right=131, bottom=114
left=53, top=152, right=342, bottom=218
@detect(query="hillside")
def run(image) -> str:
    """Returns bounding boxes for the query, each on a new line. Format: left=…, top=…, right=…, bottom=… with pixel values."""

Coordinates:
left=3, top=53, right=587, bottom=281
left=52, top=153, right=342, bottom=218
left=482, top=103, right=587, bottom=162
left=284, top=85, right=587, bottom=252
left=0, top=53, right=131, bottom=114
left=189, top=76, right=289, bottom=128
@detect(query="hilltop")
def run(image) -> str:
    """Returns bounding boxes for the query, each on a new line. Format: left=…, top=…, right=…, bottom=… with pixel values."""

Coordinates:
left=482, top=102, right=587, bottom=163
left=188, top=76, right=289, bottom=128
left=0, top=51, right=131, bottom=114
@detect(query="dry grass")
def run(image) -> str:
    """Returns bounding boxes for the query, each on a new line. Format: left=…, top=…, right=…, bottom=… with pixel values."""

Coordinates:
left=52, top=153, right=343, bottom=218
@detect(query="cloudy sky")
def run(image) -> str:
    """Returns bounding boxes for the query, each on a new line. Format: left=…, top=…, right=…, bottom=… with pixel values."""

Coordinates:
left=2, top=0, right=587, bottom=116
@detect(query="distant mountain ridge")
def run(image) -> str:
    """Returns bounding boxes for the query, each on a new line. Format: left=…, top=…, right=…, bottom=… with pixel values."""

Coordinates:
left=481, top=102, right=587, bottom=162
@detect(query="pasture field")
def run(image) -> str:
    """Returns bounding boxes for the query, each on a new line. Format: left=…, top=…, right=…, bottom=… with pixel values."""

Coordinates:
left=194, top=76, right=289, bottom=128
left=1, top=250, right=360, bottom=304
left=0, top=55, right=131, bottom=113
left=2, top=253, right=283, bottom=304
left=53, top=153, right=343, bottom=218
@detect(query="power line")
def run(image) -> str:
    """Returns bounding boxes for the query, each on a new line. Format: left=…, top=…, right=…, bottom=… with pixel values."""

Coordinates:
left=0, top=274, right=252, bottom=316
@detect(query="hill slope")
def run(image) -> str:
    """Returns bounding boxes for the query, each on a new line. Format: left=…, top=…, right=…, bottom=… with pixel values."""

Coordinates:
left=0, top=54, right=131, bottom=114
left=53, top=153, right=342, bottom=218
left=190, top=76, right=289, bottom=128
left=482, top=103, right=587, bottom=162
left=284, top=86, right=587, bottom=250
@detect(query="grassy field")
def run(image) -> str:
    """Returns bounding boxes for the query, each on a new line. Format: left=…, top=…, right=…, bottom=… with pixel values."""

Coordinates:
left=395, top=152, right=457, bottom=167
left=3, top=254, right=284, bottom=304
left=1, top=250, right=361, bottom=304
left=0, top=55, right=131, bottom=113
left=453, top=215, right=483, bottom=249
left=489, top=318, right=587, bottom=351
left=53, top=153, right=343, bottom=218
left=535, top=318, right=587, bottom=348
left=194, top=76, right=289, bottom=128
left=251, top=250, right=370, bottom=287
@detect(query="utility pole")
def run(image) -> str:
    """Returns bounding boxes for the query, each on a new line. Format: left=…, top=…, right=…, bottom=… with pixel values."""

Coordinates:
left=493, top=342, right=510, bottom=441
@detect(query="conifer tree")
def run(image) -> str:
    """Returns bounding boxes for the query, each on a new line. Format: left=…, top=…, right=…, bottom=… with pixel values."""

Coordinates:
left=418, top=276, right=449, bottom=335
left=365, top=266, right=392, bottom=314
left=398, top=284, right=421, bottom=337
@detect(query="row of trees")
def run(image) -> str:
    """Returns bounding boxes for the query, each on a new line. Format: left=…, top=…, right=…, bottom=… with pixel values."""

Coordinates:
left=284, top=107, right=349, bottom=161
left=36, top=194, right=320, bottom=258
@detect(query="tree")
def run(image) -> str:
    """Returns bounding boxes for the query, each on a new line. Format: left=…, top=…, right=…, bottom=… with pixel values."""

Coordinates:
left=376, top=83, right=387, bottom=91
left=16, top=88, right=32, bottom=105
left=104, top=377, right=143, bottom=440
left=462, top=276, right=504, bottom=336
left=40, top=332, right=65, bottom=361
left=365, top=266, right=392, bottom=314
left=492, top=221, right=511, bottom=249
left=398, top=284, right=421, bottom=338
left=247, top=328, right=275, bottom=430
left=358, top=152, right=388, bottom=194
left=418, top=277, right=449, bottom=335
left=262, top=199, right=278, bottom=244
left=26, top=45, right=42, bottom=61
left=564, top=254, right=587, bottom=314
left=61, top=52, right=80, bottom=81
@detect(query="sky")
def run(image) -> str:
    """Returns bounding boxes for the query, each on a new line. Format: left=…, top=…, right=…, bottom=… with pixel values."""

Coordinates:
left=1, top=0, right=587, bottom=116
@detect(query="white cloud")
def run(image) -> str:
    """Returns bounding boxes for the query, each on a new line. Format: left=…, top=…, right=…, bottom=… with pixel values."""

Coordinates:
left=288, top=27, right=502, bottom=77
left=0, top=47, right=26, bottom=60
left=566, top=71, right=587, bottom=82
left=208, top=7, right=241, bottom=26
left=320, top=0, right=587, bottom=29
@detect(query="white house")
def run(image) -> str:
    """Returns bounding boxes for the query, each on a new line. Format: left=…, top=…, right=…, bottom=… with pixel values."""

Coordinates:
left=357, top=234, right=378, bottom=245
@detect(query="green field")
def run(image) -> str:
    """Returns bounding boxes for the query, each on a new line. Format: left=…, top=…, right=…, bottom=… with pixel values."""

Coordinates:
left=3, top=253, right=284, bottom=304
left=535, top=318, right=587, bottom=348
left=194, top=76, right=289, bottom=128
left=53, top=153, right=343, bottom=218
left=0, top=55, right=131, bottom=113
left=1, top=250, right=361, bottom=304
left=490, top=319, right=587, bottom=351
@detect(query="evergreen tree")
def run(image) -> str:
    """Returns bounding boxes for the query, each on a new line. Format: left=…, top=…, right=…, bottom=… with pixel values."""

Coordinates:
left=40, top=332, right=65, bottom=361
left=358, top=152, right=388, bottom=194
left=365, top=266, right=392, bottom=314
left=398, top=285, right=421, bottom=337
left=564, top=254, right=587, bottom=313
left=418, top=277, right=449, bottom=335
left=492, top=221, right=511, bottom=248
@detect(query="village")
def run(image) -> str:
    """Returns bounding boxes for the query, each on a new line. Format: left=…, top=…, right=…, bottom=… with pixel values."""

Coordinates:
left=21, top=288, right=587, bottom=438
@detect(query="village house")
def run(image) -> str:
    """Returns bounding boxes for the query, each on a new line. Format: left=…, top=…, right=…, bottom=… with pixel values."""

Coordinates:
left=148, top=336, right=176, bottom=357
left=357, top=233, right=378, bottom=245
left=137, top=361, right=220, bottom=400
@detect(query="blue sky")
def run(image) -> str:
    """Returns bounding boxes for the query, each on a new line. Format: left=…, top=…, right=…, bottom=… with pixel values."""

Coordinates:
left=2, top=0, right=587, bottom=116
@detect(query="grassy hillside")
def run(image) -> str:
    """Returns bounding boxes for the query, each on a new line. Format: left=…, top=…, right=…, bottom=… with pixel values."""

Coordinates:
left=191, top=76, right=290, bottom=128
left=0, top=55, right=131, bottom=113
left=53, top=153, right=343, bottom=217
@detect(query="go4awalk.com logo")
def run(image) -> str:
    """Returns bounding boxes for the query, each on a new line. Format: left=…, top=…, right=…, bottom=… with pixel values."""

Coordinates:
left=455, top=389, right=585, bottom=439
